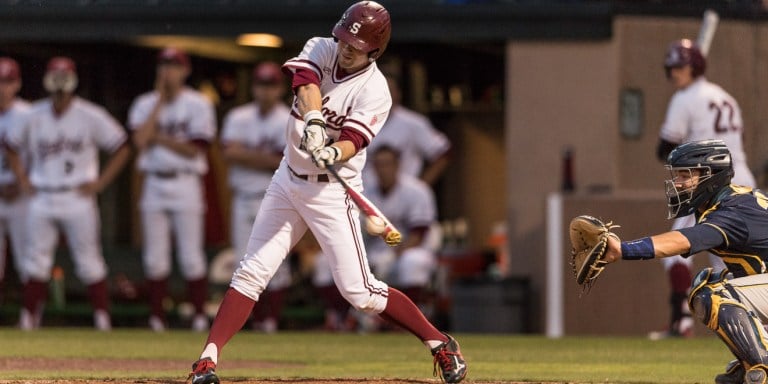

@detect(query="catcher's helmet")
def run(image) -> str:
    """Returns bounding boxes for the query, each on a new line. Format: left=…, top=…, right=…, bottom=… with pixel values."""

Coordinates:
left=0, top=57, right=20, bottom=81
left=664, top=140, right=733, bottom=219
left=664, top=39, right=706, bottom=78
left=332, top=1, right=391, bottom=61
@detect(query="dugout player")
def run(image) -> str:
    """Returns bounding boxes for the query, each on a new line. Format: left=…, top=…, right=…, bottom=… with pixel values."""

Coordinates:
left=6, top=56, right=132, bottom=331
left=129, top=47, right=217, bottom=332
left=0, top=57, right=30, bottom=293
left=220, top=61, right=291, bottom=333
left=652, top=39, right=756, bottom=340
left=604, top=140, right=768, bottom=384
left=189, top=2, right=467, bottom=384
left=362, top=74, right=450, bottom=188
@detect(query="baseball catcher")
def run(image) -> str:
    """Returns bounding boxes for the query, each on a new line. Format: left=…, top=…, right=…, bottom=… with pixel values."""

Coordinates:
left=570, top=140, right=768, bottom=384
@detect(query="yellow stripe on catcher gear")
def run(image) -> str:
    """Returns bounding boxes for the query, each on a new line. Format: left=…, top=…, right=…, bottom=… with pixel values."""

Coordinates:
left=689, top=267, right=768, bottom=367
left=568, top=215, right=620, bottom=292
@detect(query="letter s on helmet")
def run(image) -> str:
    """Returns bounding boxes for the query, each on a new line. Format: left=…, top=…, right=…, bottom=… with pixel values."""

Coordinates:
left=332, top=1, right=391, bottom=61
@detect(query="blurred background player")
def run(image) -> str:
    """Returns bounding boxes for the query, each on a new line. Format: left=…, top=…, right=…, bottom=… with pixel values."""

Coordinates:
left=651, top=38, right=756, bottom=340
left=5, top=56, right=131, bottom=331
left=190, top=3, right=466, bottom=384
left=363, top=73, right=451, bottom=188
left=129, top=47, right=217, bottom=332
left=220, top=61, right=291, bottom=333
left=0, top=57, right=30, bottom=300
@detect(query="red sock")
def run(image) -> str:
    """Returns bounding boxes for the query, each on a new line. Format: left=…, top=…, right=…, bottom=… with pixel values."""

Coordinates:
left=147, top=278, right=168, bottom=319
left=87, top=279, right=109, bottom=312
left=206, top=287, right=256, bottom=354
left=379, top=287, right=445, bottom=342
left=669, top=263, right=692, bottom=294
left=187, top=277, right=208, bottom=314
left=23, top=280, right=48, bottom=314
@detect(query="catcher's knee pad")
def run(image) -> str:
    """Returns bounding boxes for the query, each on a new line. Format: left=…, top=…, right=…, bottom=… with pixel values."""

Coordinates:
left=690, top=268, right=768, bottom=366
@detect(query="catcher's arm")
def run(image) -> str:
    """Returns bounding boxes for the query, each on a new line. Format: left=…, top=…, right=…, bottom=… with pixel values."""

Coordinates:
left=605, top=231, right=692, bottom=262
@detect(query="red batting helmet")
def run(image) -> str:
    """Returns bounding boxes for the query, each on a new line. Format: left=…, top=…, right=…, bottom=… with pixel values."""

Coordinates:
left=664, top=39, right=706, bottom=78
left=332, top=1, right=391, bottom=60
left=0, top=57, right=20, bottom=81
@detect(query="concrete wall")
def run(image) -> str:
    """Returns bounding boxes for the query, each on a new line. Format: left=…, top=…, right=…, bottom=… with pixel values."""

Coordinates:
left=507, top=15, right=768, bottom=333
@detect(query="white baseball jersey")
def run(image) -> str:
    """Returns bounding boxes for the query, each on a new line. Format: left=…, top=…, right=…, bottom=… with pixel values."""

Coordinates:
left=221, top=102, right=289, bottom=195
left=6, top=97, right=127, bottom=188
left=0, top=99, right=30, bottom=184
left=128, top=88, right=216, bottom=175
left=282, top=37, right=391, bottom=181
left=363, top=105, right=450, bottom=183
left=660, top=77, right=754, bottom=186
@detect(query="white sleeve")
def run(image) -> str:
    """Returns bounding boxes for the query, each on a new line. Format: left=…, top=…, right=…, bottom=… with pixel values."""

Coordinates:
left=412, top=115, right=451, bottom=160
left=127, top=96, right=150, bottom=130
left=659, top=93, right=689, bottom=144
left=345, top=81, right=392, bottom=144
left=405, top=181, right=437, bottom=229
left=189, top=97, right=217, bottom=142
left=283, top=37, right=334, bottom=81
left=220, top=110, right=244, bottom=144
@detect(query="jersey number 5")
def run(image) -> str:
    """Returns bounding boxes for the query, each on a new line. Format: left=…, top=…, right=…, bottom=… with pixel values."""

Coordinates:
left=709, top=100, right=740, bottom=133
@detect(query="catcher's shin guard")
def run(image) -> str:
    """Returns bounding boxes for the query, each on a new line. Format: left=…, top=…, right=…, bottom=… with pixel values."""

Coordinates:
left=690, top=268, right=768, bottom=366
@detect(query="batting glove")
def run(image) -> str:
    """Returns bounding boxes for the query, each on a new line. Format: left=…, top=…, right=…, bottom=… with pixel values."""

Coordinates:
left=300, top=110, right=328, bottom=153
left=312, top=146, right=342, bottom=169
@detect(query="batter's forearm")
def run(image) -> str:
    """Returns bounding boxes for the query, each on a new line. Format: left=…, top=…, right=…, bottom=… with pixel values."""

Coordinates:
left=331, top=140, right=357, bottom=161
left=296, top=84, right=323, bottom=117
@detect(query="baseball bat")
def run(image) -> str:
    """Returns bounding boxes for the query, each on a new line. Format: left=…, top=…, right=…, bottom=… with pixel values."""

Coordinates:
left=696, top=9, right=719, bottom=57
left=325, top=165, right=402, bottom=246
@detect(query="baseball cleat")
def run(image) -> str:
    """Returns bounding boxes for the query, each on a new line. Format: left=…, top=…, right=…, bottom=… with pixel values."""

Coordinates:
left=189, top=357, right=219, bottom=384
left=746, top=365, right=768, bottom=384
left=715, top=359, right=745, bottom=384
left=431, top=333, right=467, bottom=383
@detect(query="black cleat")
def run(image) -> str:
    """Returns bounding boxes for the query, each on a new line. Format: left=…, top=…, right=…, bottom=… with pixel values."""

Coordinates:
left=189, top=357, right=219, bottom=384
left=715, top=359, right=745, bottom=384
left=431, top=333, right=467, bottom=383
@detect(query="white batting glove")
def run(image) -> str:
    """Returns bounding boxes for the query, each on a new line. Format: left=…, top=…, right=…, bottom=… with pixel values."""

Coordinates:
left=300, top=110, right=328, bottom=153
left=311, top=146, right=342, bottom=169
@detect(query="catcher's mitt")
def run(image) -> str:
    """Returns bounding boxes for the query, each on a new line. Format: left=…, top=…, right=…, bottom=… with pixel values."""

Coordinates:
left=569, top=215, right=620, bottom=292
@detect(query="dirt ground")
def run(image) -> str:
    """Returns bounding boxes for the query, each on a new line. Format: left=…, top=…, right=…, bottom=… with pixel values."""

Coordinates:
left=0, top=357, right=480, bottom=384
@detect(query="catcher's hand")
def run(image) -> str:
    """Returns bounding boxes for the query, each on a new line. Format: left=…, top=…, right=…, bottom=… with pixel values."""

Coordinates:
left=569, top=215, right=620, bottom=292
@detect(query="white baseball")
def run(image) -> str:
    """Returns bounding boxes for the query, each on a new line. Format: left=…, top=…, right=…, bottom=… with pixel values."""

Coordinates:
left=365, top=216, right=387, bottom=235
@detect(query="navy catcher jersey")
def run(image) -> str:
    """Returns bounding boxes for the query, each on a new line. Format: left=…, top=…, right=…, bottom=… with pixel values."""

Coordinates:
left=677, top=185, right=768, bottom=277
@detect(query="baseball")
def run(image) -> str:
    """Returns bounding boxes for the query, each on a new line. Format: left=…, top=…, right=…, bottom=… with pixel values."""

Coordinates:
left=365, top=216, right=387, bottom=235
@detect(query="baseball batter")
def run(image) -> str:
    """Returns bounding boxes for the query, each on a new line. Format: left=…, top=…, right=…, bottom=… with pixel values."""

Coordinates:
left=5, top=56, right=131, bottom=331
left=362, top=74, right=450, bottom=187
left=0, top=57, right=30, bottom=289
left=653, top=38, right=756, bottom=339
left=220, top=61, right=291, bottom=333
left=190, top=3, right=467, bottom=384
left=129, top=47, right=217, bottom=332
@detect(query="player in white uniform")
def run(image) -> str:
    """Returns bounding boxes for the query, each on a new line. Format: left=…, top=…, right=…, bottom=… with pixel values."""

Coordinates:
left=362, top=74, right=451, bottom=187
left=365, top=145, right=438, bottom=302
left=652, top=38, right=756, bottom=340
left=5, top=57, right=131, bottom=331
left=189, top=3, right=467, bottom=384
left=0, top=57, right=30, bottom=293
left=129, top=47, right=217, bottom=332
left=220, top=61, right=291, bottom=333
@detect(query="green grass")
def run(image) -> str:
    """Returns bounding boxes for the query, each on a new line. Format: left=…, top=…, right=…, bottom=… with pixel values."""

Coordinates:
left=0, top=328, right=732, bottom=383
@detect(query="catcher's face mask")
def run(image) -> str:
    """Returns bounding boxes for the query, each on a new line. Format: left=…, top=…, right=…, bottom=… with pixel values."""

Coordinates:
left=664, top=167, right=710, bottom=219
